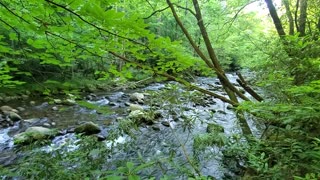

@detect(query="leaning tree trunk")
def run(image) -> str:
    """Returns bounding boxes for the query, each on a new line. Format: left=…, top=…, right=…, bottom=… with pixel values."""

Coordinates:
left=265, top=0, right=286, bottom=37
left=166, top=0, right=255, bottom=136
left=191, top=0, right=253, bottom=136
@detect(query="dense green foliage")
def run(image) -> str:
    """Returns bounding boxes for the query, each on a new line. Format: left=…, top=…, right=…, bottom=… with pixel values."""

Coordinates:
left=0, top=0, right=320, bottom=179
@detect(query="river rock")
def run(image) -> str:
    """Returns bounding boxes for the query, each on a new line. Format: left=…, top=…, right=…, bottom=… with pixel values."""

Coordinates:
left=94, top=134, right=106, bottom=141
left=130, top=92, right=144, bottom=102
left=151, top=125, right=161, bottom=131
left=0, top=105, right=13, bottom=112
left=129, top=104, right=144, bottom=112
left=86, top=94, right=97, bottom=101
left=9, top=112, right=22, bottom=121
left=24, top=118, right=41, bottom=124
left=52, top=106, right=59, bottom=111
left=3, top=97, right=12, bottom=102
left=128, top=110, right=145, bottom=119
left=207, top=123, right=224, bottom=133
left=62, top=99, right=76, bottom=106
left=74, top=121, right=101, bottom=135
left=128, top=110, right=155, bottom=125
left=109, top=102, right=117, bottom=106
left=17, top=107, right=26, bottom=112
left=14, top=126, right=58, bottom=145
left=30, top=101, right=36, bottom=106
left=217, top=110, right=227, bottom=115
left=21, top=94, right=29, bottom=100
left=161, top=121, right=170, bottom=127
left=226, top=105, right=234, bottom=110
left=43, top=123, right=51, bottom=128
left=53, top=99, right=62, bottom=104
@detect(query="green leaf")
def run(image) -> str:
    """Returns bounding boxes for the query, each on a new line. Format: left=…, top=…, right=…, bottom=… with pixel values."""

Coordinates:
left=9, top=33, right=18, bottom=41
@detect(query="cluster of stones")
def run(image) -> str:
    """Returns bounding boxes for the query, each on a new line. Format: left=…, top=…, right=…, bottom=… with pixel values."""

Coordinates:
left=0, top=106, right=23, bottom=128
left=3, top=91, right=168, bottom=146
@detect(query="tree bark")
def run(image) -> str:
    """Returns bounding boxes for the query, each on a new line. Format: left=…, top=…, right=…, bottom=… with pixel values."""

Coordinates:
left=236, top=72, right=264, bottom=102
left=298, top=0, right=307, bottom=36
left=265, top=0, right=286, bottom=37
left=191, top=0, right=239, bottom=103
left=294, top=0, right=300, bottom=32
left=282, top=0, right=294, bottom=35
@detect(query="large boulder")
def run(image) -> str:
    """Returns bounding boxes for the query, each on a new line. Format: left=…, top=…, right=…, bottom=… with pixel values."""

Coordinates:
left=74, top=121, right=101, bottom=135
left=14, top=126, right=58, bottom=145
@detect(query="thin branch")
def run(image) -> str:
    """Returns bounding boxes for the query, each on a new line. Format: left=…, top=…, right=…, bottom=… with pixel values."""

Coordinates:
left=45, top=31, right=103, bottom=58
left=144, top=6, right=170, bottom=19
left=174, top=4, right=196, bottom=17
left=0, top=1, right=31, bottom=24
left=222, top=0, right=257, bottom=31
left=0, top=18, right=21, bottom=44
left=145, top=0, right=155, bottom=10
left=44, top=0, right=152, bottom=52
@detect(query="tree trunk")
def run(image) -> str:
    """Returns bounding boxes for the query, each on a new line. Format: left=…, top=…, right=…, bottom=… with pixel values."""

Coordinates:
left=282, top=0, right=294, bottom=35
left=298, top=0, right=307, bottom=36
left=166, top=0, right=254, bottom=136
left=294, top=0, right=300, bottom=32
left=191, top=0, right=238, bottom=103
left=265, top=0, right=286, bottom=37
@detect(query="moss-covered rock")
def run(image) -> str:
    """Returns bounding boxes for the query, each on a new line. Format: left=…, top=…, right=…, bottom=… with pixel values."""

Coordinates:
left=9, top=112, right=22, bottom=121
left=74, top=121, right=101, bottom=135
left=130, top=92, right=144, bottom=103
left=129, top=104, right=144, bottom=112
left=14, top=126, right=58, bottom=145
left=128, top=110, right=155, bottom=125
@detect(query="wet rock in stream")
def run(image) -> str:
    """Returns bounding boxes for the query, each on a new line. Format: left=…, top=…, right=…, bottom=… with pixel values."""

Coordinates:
left=74, top=121, right=101, bottom=135
left=13, top=126, right=58, bottom=145
left=0, top=105, right=24, bottom=128
left=129, top=92, right=144, bottom=102
left=129, top=103, right=144, bottom=112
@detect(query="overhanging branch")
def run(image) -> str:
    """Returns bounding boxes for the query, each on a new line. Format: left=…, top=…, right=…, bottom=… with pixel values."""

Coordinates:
left=44, top=0, right=152, bottom=52
left=109, top=51, right=238, bottom=106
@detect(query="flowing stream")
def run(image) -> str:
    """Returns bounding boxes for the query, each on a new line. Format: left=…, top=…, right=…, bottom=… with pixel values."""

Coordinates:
left=0, top=74, right=263, bottom=179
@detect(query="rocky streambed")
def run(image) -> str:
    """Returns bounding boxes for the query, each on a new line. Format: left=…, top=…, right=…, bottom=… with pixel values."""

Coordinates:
left=0, top=74, right=263, bottom=179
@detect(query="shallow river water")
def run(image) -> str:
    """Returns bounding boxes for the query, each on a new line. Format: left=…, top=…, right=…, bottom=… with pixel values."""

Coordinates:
left=0, top=74, right=263, bottom=179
